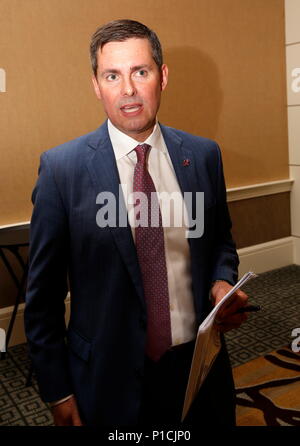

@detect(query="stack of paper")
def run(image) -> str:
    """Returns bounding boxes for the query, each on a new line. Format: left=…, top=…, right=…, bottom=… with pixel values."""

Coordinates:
left=181, top=271, right=258, bottom=421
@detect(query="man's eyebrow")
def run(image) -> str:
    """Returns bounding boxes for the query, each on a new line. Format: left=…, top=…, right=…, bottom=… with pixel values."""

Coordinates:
left=130, top=64, right=152, bottom=71
left=100, top=68, right=120, bottom=76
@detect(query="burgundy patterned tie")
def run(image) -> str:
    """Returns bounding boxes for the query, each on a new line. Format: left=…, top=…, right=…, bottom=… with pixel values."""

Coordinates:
left=133, top=144, right=172, bottom=361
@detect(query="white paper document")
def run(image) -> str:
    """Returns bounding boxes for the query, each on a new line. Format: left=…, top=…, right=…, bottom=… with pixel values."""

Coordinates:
left=181, top=271, right=258, bottom=422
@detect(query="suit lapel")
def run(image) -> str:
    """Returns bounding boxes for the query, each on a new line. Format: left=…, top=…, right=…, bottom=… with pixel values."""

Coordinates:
left=160, top=124, right=199, bottom=231
left=160, top=123, right=197, bottom=193
left=85, top=122, right=145, bottom=307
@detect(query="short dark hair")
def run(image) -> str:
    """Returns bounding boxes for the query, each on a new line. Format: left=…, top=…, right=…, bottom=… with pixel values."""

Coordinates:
left=90, top=19, right=163, bottom=76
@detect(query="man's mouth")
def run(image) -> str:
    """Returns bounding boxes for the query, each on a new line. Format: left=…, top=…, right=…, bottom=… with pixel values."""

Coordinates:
left=120, top=104, right=143, bottom=115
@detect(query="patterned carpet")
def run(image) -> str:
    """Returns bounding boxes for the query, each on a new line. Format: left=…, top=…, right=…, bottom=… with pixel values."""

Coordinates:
left=234, top=346, right=300, bottom=425
left=0, top=344, right=53, bottom=426
left=0, top=264, right=299, bottom=426
left=225, top=264, right=300, bottom=367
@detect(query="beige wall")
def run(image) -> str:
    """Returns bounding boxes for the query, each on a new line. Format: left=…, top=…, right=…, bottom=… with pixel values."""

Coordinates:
left=0, top=0, right=292, bottom=310
left=229, top=193, right=291, bottom=249
left=0, top=0, right=289, bottom=226
left=285, top=0, right=300, bottom=264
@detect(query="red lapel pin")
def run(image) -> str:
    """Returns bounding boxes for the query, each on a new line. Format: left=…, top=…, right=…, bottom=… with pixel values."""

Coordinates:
left=182, top=159, right=190, bottom=166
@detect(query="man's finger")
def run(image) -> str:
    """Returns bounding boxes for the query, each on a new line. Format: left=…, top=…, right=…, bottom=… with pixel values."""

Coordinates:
left=218, top=291, right=249, bottom=317
left=73, top=414, right=83, bottom=426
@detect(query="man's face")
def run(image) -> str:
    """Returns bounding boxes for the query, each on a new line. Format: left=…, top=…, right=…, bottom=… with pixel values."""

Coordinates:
left=92, top=38, right=168, bottom=142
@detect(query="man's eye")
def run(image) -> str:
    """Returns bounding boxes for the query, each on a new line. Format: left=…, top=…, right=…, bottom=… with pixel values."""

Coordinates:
left=136, top=70, right=147, bottom=77
left=107, top=74, right=118, bottom=81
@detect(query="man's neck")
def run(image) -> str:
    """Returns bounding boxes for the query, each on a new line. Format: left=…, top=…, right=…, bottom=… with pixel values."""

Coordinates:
left=108, top=120, right=157, bottom=143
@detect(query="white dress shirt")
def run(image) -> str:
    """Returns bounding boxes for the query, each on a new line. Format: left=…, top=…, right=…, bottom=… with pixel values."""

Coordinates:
left=108, top=119, right=197, bottom=346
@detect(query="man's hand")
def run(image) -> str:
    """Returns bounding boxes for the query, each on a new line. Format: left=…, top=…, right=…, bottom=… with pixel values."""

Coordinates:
left=210, top=280, right=249, bottom=332
left=51, top=395, right=83, bottom=426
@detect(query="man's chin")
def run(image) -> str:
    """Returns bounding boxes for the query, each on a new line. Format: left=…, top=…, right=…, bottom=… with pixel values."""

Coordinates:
left=113, top=120, right=156, bottom=140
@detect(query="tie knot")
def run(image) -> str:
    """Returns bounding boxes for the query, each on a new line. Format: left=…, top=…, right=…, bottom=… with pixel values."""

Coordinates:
left=134, top=144, right=151, bottom=164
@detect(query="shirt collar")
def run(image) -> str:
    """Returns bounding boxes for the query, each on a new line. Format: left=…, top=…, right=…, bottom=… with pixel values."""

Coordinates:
left=107, top=119, right=167, bottom=160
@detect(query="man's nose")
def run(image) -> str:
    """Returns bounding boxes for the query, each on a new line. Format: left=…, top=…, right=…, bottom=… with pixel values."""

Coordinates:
left=121, top=76, right=136, bottom=96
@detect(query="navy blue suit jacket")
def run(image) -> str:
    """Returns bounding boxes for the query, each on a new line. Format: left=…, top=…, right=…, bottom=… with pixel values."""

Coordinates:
left=24, top=121, right=239, bottom=426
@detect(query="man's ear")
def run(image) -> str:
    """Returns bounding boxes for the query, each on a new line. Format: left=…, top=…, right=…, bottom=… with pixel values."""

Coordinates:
left=160, top=64, right=168, bottom=91
left=92, top=75, right=102, bottom=100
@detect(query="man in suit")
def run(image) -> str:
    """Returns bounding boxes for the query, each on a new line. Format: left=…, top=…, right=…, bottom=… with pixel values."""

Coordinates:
left=24, top=19, right=248, bottom=427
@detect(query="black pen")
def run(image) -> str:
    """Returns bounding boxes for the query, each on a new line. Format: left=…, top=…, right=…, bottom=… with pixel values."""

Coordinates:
left=235, top=305, right=261, bottom=314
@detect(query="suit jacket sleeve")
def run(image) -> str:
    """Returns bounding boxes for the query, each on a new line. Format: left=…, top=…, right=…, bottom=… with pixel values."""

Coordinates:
left=210, top=143, right=239, bottom=285
left=24, top=152, right=72, bottom=402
